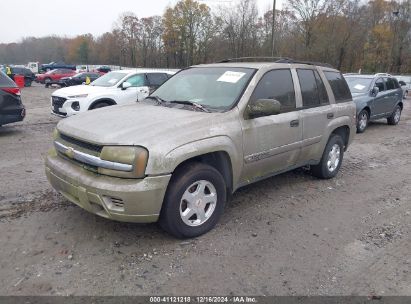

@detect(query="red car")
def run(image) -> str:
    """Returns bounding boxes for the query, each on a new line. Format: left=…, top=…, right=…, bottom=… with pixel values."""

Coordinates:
left=36, top=69, right=77, bottom=86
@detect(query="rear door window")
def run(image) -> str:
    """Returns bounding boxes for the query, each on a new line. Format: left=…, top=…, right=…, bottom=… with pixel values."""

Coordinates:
left=147, top=73, right=168, bottom=87
left=250, top=69, right=296, bottom=113
left=297, top=69, right=322, bottom=107
left=385, top=77, right=396, bottom=90
left=323, top=71, right=352, bottom=103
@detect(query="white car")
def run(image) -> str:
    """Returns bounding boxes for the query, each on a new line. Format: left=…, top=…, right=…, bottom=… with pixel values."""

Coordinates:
left=51, top=69, right=176, bottom=117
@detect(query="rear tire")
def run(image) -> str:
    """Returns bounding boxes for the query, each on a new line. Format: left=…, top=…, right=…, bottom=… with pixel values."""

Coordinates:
left=387, top=105, right=401, bottom=125
left=159, top=162, right=226, bottom=239
left=311, top=134, right=344, bottom=179
left=356, top=109, right=369, bottom=133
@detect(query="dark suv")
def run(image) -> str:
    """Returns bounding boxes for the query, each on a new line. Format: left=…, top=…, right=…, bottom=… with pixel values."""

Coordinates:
left=0, top=71, right=25, bottom=126
left=9, top=67, right=36, bottom=87
left=344, top=73, right=404, bottom=133
left=58, top=72, right=100, bottom=87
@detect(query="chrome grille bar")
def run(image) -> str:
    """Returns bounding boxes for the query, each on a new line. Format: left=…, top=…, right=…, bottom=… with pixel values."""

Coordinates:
left=54, top=141, right=133, bottom=172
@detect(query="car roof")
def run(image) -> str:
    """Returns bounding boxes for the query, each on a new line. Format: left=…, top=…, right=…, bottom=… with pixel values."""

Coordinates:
left=191, top=62, right=340, bottom=72
left=344, top=74, right=375, bottom=79
left=115, top=69, right=177, bottom=75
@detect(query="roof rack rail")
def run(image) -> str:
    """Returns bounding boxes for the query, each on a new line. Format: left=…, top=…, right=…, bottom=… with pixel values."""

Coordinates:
left=218, top=57, right=334, bottom=68
left=374, top=73, right=392, bottom=77
left=218, top=57, right=292, bottom=63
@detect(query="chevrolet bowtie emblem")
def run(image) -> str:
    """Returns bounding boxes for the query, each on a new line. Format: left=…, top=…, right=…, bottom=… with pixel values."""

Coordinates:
left=65, top=147, right=75, bottom=159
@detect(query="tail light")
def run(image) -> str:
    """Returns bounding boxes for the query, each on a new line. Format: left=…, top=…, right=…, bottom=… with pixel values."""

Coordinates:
left=1, top=87, right=21, bottom=96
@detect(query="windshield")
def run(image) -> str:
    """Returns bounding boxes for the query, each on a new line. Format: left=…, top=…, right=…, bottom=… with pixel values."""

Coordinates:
left=345, top=77, right=373, bottom=93
left=152, top=67, right=255, bottom=111
left=90, top=71, right=127, bottom=87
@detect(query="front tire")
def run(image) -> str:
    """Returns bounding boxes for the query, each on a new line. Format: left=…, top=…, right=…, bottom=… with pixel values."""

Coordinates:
left=387, top=105, right=401, bottom=125
left=356, top=110, right=369, bottom=133
left=159, top=163, right=226, bottom=238
left=311, top=134, right=344, bottom=179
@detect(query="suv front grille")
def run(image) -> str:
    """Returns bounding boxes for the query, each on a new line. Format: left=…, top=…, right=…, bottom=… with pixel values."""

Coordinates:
left=52, top=96, right=67, bottom=108
left=52, top=96, right=67, bottom=115
left=59, top=133, right=103, bottom=153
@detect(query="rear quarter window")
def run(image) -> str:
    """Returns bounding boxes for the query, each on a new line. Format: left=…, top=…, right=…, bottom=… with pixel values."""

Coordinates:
left=0, top=71, right=17, bottom=87
left=385, top=78, right=396, bottom=90
left=324, top=71, right=352, bottom=103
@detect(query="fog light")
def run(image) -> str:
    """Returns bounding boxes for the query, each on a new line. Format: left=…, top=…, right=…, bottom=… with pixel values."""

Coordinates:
left=71, top=102, right=80, bottom=111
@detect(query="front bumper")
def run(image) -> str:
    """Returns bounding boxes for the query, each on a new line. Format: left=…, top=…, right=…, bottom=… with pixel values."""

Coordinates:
left=45, top=151, right=171, bottom=223
left=50, top=97, right=80, bottom=117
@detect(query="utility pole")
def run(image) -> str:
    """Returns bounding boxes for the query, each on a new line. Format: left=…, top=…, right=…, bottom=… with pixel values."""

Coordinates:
left=271, top=0, right=276, bottom=57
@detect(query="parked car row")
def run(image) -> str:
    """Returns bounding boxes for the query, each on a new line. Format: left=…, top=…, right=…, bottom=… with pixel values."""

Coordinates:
left=51, top=69, right=174, bottom=116
left=36, top=69, right=79, bottom=87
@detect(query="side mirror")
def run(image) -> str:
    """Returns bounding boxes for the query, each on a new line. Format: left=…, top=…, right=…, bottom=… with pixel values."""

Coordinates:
left=121, top=82, right=132, bottom=90
left=247, top=99, right=281, bottom=119
left=399, top=81, right=406, bottom=86
left=371, top=86, right=379, bottom=97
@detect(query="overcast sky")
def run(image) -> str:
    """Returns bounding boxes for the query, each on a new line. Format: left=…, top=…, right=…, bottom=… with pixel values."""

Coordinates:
left=0, top=0, right=285, bottom=43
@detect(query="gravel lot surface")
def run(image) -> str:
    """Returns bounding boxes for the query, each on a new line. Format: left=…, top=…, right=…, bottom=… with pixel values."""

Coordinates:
left=0, top=84, right=410, bottom=296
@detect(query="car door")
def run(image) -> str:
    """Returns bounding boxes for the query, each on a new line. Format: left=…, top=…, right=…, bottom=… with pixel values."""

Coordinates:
left=240, top=69, right=302, bottom=183
left=297, top=68, right=333, bottom=163
left=371, top=78, right=388, bottom=117
left=117, top=73, right=147, bottom=105
left=384, top=77, right=402, bottom=112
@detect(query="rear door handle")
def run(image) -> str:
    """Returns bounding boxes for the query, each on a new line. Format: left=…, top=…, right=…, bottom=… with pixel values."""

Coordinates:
left=327, top=113, right=334, bottom=119
left=290, top=120, right=299, bottom=127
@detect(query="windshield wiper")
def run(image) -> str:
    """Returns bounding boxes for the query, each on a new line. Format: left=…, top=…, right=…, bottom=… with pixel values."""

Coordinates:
left=145, top=95, right=166, bottom=104
left=169, top=100, right=211, bottom=113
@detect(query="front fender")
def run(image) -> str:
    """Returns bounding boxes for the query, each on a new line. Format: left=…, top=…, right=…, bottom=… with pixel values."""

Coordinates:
left=146, top=136, right=243, bottom=188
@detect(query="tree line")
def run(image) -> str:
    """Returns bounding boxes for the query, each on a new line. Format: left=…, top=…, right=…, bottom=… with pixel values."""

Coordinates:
left=0, top=0, right=409, bottom=73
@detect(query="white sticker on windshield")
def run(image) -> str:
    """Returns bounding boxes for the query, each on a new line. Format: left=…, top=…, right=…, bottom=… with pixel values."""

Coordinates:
left=217, top=71, right=246, bottom=83
left=354, top=84, right=366, bottom=90
left=108, top=79, right=118, bottom=84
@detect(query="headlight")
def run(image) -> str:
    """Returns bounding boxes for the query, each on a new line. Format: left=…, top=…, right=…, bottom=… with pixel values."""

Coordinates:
left=68, top=94, right=88, bottom=98
left=98, top=146, right=148, bottom=178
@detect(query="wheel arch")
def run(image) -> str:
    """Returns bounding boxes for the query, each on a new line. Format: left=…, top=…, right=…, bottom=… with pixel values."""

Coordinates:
left=361, top=106, right=371, bottom=117
left=168, top=151, right=234, bottom=196
left=331, top=125, right=350, bottom=151
left=88, top=98, right=117, bottom=110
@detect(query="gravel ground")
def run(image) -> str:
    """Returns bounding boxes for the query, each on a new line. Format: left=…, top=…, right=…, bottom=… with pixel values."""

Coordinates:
left=0, top=84, right=410, bottom=296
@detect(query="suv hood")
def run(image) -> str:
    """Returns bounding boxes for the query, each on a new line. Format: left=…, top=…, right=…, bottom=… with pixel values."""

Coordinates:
left=57, top=103, right=227, bottom=149
left=53, top=85, right=110, bottom=97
